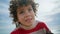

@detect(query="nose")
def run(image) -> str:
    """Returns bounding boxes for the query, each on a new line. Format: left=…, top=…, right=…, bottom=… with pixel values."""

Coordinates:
left=24, top=11, right=31, bottom=17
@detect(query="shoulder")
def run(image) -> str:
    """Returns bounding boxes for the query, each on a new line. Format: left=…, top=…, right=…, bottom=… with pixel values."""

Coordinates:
left=10, top=27, right=20, bottom=34
left=36, top=20, right=49, bottom=30
left=37, top=20, right=48, bottom=28
left=37, top=20, right=51, bottom=32
left=36, top=20, right=46, bottom=26
left=35, top=20, right=47, bottom=29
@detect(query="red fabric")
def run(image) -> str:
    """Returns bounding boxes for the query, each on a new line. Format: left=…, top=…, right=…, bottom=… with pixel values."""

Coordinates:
left=11, top=22, right=50, bottom=34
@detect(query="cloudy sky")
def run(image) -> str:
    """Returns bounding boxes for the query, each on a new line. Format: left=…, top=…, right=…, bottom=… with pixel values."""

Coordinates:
left=0, top=0, right=60, bottom=34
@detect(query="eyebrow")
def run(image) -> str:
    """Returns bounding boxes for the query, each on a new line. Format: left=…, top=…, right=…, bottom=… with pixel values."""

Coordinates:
left=17, top=8, right=24, bottom=12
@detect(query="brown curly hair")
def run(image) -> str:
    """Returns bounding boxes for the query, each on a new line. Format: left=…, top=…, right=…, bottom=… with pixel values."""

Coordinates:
left=9, top=0, right=38, bottom=27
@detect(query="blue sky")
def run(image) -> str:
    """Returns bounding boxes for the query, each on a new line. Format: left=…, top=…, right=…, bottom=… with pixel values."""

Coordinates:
left=0, top=0, right=60, bottom=34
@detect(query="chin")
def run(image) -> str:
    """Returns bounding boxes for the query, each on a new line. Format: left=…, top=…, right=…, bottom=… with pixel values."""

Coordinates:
left=24, top=24, right=32, bottom=27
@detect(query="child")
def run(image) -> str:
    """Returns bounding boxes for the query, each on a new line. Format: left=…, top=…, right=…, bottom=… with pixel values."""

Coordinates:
left=9, top=0, right=53, bottom=34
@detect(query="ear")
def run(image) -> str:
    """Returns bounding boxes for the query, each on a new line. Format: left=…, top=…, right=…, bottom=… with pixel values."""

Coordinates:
left=15, top=21, right=21, bottom=27
left=34, top=13, right=36, bottom=16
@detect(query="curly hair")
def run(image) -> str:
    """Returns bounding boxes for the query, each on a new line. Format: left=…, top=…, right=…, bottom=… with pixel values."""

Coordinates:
left=9, top=0, right=38, bottom=27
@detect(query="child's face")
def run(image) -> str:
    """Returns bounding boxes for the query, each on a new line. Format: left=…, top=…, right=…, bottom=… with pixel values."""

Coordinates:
left=17, top=5, right=35, bottom=26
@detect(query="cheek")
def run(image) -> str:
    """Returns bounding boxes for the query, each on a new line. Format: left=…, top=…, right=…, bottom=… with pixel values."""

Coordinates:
left=17, top=15, right=24, bottom=22
left=31, top=12, right=35, bottom=18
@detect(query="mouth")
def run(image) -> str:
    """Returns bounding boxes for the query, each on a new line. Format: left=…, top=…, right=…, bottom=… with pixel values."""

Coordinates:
left=25, top=18, right=32, bottom=22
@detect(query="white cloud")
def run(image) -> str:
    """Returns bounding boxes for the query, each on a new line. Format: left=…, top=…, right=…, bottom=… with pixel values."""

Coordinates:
left=0, top=24, right=15, bottom=29
left=35, top=0, right=60, bottom=21
left=51, top=25, right=60, bottom=33
left=0, top=2, right=9, bottom=14
left=0, top=2, right=9, bottom=8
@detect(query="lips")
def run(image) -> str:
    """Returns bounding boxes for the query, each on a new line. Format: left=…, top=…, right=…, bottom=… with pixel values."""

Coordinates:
left=25, top=18, right=32, bottom=22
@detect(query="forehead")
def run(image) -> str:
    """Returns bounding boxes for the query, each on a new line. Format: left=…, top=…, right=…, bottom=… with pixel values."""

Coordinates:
left=17, top=5, right=32, bottom=11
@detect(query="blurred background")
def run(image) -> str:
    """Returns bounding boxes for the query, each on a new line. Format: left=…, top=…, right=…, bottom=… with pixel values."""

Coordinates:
left=0, top=0, right=60, bottom=34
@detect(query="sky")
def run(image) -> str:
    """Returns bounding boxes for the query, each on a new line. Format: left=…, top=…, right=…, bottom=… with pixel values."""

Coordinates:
left=0, top=0, right=60, bottom=34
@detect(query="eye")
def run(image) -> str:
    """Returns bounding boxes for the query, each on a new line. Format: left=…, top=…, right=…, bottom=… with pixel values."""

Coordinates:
left=19, top=11, right=24, bottom=14
left=28, top=8, right=33, bottom=12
